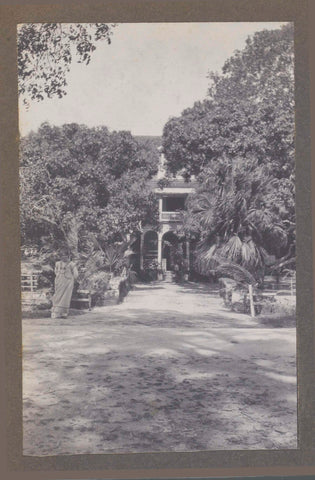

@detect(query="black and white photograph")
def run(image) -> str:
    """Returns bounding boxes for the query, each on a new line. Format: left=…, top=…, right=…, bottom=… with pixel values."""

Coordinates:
left=19, top=22, right=297, bottom=455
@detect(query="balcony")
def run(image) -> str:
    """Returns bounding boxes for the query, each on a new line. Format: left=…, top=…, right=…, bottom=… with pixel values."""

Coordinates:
left=160, top=211, right=182, bottom=222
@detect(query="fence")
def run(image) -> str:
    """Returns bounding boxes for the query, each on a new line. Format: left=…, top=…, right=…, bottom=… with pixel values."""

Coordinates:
left=263, top=275, right=296, bottom=295
left=21, top=270, right=40, bottom=292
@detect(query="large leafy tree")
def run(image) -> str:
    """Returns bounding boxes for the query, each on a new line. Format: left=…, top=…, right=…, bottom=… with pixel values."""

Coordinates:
left=20, top=122, right=159, bottom=256
left=18, top=23, right=115, bottom=105
left=163, top=24, right=294, bottom=179
left=162, top=23, right=295, bottom=280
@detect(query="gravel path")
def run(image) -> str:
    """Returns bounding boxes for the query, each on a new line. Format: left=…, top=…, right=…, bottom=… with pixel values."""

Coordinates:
left=22, top=281, right=297, bottom=455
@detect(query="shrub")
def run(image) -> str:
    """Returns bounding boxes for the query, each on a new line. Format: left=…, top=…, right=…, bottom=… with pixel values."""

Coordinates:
left=128, top=269, right=138, bottom=285
left=79, top=270, right=111, bottom=306
left=260, top=295, right=296, bottom=316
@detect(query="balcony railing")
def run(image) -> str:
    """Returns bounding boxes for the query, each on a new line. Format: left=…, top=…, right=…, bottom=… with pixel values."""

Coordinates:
left=160, top=211, right=182, bottom=221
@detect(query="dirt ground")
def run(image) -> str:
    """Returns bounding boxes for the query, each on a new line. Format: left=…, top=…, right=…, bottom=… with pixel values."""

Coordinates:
left=22, top=281, right=297, bottom=455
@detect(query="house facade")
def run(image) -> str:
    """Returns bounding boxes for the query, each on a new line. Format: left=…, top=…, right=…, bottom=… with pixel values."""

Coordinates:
left=137, top=148, right=197, bottom=273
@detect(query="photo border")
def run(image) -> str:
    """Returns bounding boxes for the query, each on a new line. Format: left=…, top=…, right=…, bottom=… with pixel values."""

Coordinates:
left=0, top=0, right=314, bottom=478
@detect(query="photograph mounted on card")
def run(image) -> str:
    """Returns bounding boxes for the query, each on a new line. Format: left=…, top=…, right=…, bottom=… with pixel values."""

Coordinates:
left=18, top=21, right=297, bottom=456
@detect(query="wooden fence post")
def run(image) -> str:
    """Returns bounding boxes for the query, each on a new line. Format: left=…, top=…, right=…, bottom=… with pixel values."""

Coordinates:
left=248, top=284, right=255, bottom=317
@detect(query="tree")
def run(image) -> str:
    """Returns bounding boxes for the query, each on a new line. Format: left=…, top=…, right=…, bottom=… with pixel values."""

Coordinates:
left=20, top=122, right=159, bottom=257
left=189, top=160, right=289, bottom=283
left=162, top=24, right=294, bottom=180
left=18, top=23, right=115, bottom=105
left=162, top=24, right=295, bottom=278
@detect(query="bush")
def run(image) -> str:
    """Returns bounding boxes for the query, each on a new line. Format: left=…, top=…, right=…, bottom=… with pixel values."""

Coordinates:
left=119, top=279, right=130, bottom=302
left=37, top=265, right=54, bottom=289
left=79, top=270, right=111, bottom=306
left=127, top=269, right=138, bottom=285
left=260, top=295, right=296, bottom=316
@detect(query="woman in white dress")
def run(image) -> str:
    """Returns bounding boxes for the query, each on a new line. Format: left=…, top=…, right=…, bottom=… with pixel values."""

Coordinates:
left=51, top=253, right=78, bottom=319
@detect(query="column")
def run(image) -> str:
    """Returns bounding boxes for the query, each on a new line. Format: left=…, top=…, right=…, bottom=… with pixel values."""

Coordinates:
left=186, top=240, right=190, bottom=269
left=159, top=197, right=163, bottom=221
left=140, top=233, right=144, bottom=269
left=157, top=232, right=163, bottom=266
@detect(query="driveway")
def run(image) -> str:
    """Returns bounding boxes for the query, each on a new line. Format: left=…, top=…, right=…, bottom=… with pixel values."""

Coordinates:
left=23, top=280, right=297, bottom=455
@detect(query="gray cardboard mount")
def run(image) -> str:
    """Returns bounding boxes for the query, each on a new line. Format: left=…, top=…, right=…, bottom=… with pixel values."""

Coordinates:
left=0, top=0, right=314, bottom=478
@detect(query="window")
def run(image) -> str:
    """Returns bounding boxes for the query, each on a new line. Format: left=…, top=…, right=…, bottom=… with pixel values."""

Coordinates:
left=163, top=196, right=186, bottom=212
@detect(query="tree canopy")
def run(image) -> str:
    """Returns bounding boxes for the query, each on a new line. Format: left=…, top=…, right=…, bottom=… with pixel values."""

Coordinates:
left=18, top=23, right=115, bottom=105
left=163, top=24, right=294, bottom=179
left=162, top=23, right=295, bottom=280
left=20, top=123, right=159, bottom=256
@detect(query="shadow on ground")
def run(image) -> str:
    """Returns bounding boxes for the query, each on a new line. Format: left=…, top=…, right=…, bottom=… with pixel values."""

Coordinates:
left=22, top=280, right=297, bottom=455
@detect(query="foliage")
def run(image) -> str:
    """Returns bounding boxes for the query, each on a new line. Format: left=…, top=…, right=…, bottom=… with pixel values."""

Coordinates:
left=134, top=136, right=161, bottom=176
left=215, top=260, right=257, bottom=286
left=143, top=259, right=159, bottom=271
left=162, top=24, right=295, bottom=281
left=163, top=24, right=294, bottom=180
left=83, top=238, right=128, bottom=275
left=20, top=122, right=159, bottom=252
left=20, top=122, right=159, bottom=293
left=101, top=169, right=159, bottom=244
left=189, top=158, right=290, bottom=281
left=192, top=174, right=290, bottom=283
left=78, top=270, right=111, bottom=306
left=141, top=259, right=159, bottom=282
left=75, top=234, right=139, bottom=304
left=164, top=240, right=185, bottom=269
left=18, top=23, right=115, bottom=105
left=260, top=296, right=296, bottom=317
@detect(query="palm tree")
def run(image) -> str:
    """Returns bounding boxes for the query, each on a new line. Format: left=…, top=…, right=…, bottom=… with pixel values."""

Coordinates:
left=186, top=159, right=289, bottom=284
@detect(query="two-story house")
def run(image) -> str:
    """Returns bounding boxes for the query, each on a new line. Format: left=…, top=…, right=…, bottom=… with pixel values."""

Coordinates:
left=134, top=147, right=197, bottom=273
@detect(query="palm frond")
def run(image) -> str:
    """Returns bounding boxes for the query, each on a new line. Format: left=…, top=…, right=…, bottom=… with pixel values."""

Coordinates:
left=215, top=261, right=257, bottom=286
left=269, top=256, right=295, bottom=273
left=221, top=235, right=242, bottom=262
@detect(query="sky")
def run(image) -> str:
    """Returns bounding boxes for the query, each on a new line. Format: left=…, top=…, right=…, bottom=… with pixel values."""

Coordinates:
left=19, top=22, right=288, bottom=137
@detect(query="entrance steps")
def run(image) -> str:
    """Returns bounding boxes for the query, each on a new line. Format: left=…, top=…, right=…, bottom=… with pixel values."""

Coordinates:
left=164, top=271, right=173, bottom=283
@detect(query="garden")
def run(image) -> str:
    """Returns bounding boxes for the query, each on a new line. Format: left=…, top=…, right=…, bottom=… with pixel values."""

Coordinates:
left=19, top=24, right=295, bottom=322
left=19, top=22, right=297, bottom=455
